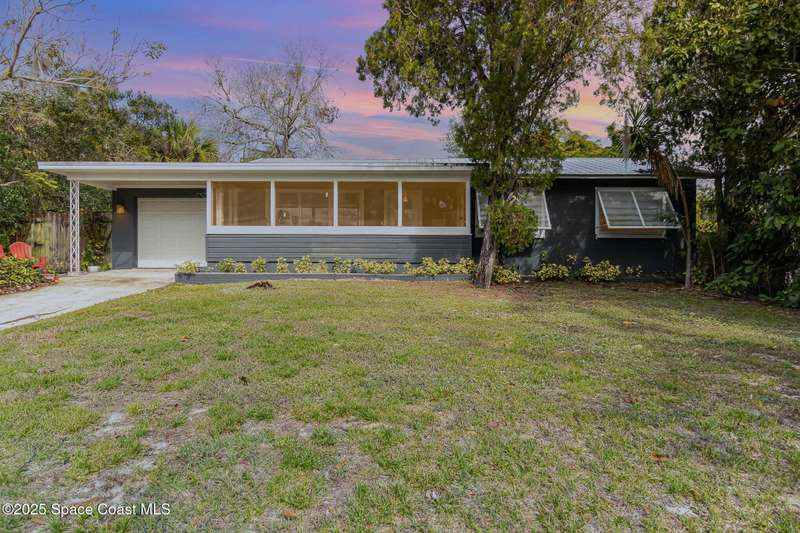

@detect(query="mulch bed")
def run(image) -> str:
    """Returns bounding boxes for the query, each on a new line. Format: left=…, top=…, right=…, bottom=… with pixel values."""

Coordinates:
left=0, top=276, right=59, bottom=296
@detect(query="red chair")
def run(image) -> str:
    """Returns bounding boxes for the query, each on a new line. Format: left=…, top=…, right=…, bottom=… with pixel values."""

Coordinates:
left=8, top=242, right=47, bottom=272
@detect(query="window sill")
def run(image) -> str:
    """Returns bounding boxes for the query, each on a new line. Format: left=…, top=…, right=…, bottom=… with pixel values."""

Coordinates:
left=206, top=225, right=472, bottom=236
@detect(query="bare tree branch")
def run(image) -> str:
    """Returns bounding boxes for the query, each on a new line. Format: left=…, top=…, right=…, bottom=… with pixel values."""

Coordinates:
left=204, top=42, right=340, bottom=161
left=1, top=0, right=165, bottom=91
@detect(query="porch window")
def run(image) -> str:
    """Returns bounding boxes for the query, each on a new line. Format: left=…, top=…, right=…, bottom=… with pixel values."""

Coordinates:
left=338, top=182, right=398, bottom=226
left=212, top=181, right=269, bottom=225
left=276, top=182, right=333, bottom=226
left=402, top=182, right=466, bottom=227
left=595, top=187, right=679, bottom=238
left=476, top=190, right=551, bottom=237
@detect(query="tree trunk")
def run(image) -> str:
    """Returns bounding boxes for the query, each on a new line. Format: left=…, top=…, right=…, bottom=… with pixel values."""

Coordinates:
left=678, top=181, right=693, bottom=289
left=475, top=216, right=498, bottom=289
left=714, top=173, right=726, bottom=274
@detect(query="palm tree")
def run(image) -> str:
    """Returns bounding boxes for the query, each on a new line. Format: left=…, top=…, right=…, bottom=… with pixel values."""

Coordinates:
left=158, top=120, right=218, bottom=162
left=625, top=102, right=694, bottom=289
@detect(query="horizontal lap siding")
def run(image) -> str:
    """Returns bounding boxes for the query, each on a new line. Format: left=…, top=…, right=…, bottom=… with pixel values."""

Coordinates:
left=206, top=234, right=472, bottom=263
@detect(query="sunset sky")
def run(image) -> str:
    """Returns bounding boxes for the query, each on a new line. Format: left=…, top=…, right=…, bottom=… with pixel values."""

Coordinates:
left=71, top=0, right=619, bottom=159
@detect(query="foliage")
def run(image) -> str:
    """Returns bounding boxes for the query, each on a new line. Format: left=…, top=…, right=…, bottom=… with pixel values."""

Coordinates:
left=276, top=257, right=289, bottom=273
left=312, top=260, right=329, bottom=273
left=770, top=277, right=800, bottom=309
left=205, top=43, right=339, bottom=160
left=217, top=258, right=246, bottom=273
left=705, top=272, right=751, bottom=298
left=492, top=265, right=521, bottom=285
left=293, top=256, right=313, bottom=274
left=624, top=265, right=643, bottom=278
left=0, top=257, right=43, bottom=288
left=559, top=124, right=622, bottom=157
left=332, top=257, right=353, bottom=274
left=1, top=0, right=165, bottom=90
left=535, top=263, right=570, bottom=281
left=176, top=261, right=199, bottom=274
left=354, top=259, right=396, bottom=274
left=405, top=257, right=476, bottom=277
left=487, top=201, right=538, bottom=257
left=156, top=120, right=218, bottom=162
left=0, top=88, right=215, bottom=251
left=357, top=0, right=635, bottom=287
left=612, top=0, right=800, bottom=303
left=577, top=258, right=621, bottom=282
left=251, top=257, right=267, bottom=273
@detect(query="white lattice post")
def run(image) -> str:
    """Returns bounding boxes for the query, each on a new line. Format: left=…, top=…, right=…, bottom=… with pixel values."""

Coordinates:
left=69, top=179, right=80, bottom=274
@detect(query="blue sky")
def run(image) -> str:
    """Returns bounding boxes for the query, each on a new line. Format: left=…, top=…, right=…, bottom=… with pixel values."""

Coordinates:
left=65, top=0, right=618, bottom=158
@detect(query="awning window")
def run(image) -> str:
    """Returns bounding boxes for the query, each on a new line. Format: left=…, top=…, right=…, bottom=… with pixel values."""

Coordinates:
left=596, top=188, right=679, bottom=229
left=477, top=190, right=551, bottom=230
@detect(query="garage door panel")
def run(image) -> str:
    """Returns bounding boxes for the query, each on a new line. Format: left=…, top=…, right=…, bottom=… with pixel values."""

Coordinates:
left=137, top=198, right=206, bottom=268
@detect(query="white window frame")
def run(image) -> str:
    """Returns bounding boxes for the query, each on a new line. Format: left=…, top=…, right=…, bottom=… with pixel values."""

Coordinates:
left=206, top=176, right=471, bottom=236
left=595, top=187, right=678, bottom=239
left=475, top=190, right=551, bottom=239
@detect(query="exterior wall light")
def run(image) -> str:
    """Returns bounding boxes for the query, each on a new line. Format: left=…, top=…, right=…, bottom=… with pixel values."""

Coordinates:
left=115, top=203, right=126, bottom=215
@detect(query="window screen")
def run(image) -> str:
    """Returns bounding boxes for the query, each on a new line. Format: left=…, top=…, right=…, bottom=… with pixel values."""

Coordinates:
left=402, top=182, right=466, bottom=227
left=275, top=182, right=333, bottom=226
left=596, top=188, right=679, bottom=229
left=476, top=190, right=551, bottom=230
left=212, top=182, right=269, bottom=226
left=338, top=182, right=398, bottom=226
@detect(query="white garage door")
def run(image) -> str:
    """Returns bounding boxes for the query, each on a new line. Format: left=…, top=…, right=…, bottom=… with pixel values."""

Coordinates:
left=137, top=198, right=206, bottom=268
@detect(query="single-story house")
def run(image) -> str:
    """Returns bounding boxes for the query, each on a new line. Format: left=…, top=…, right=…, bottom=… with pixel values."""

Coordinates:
left=38, top=158, right=695, bottom=275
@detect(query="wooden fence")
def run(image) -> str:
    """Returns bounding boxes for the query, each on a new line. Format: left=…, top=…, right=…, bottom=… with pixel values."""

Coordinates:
left=28, top=212, right=71, bottom=272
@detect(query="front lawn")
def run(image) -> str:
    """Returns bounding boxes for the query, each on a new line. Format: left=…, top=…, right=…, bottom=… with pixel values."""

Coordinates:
left=1, top=281, right=798, bottom=531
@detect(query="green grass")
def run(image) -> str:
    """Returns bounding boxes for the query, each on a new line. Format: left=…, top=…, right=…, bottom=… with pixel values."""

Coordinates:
left=0, top=280, right=798, bottom=531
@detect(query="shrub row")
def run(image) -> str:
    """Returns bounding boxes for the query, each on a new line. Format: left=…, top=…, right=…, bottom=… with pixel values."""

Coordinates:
left=533, top=254, right=642, bottom=283
left=0, top=257, right=44, bottom=289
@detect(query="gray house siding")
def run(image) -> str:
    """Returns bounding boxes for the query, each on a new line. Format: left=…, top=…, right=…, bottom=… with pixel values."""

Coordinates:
left=476, top=178, right=696, bottom=275
left=206, top=234, right=472, bottom=264
left=111, top=188, right=206, bottom=269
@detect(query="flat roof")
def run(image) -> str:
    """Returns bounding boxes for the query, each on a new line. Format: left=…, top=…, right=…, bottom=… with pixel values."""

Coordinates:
left=37, top=158, right=664, bottom=190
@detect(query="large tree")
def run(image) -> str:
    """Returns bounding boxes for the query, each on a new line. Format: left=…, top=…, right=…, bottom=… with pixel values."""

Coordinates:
left=205, top=44, right=339, bottom=160
left=1, top=0, right=164, bottom=90
left=607, top=0, right=800, bottom=302
left=358, top=0, right=634, bottom=287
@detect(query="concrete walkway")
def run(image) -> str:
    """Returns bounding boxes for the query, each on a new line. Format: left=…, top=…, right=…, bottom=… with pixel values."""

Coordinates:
left=0, top=269, right=174, bottom=330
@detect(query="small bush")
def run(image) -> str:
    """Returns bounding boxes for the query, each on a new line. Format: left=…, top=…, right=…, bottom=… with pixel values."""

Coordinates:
left=488, top=200, right=538, bottom=256
left=451, top=257, right=477, bottom=275
left=354, top=258, right=396, bottom=274
left=251, top=256, right=267, bottom=273
left=406, top=257, right=475, bottom=276
left=624, top=265, right=643, bottom=278
left=705, top=272, right=750, bottom=297
left=294, top=255, right=313, bottom=273
left=333, top=257, right=353, bottom=273
left=312, top=260, right=329, bottom=273
left=535, top=263, right=570, bottom=281
left=276, top=257, right=289, bottom=273
left=578, top=258, right=620, bottom=282
left=175, top=260, right=199, bottom=274
left=0, top=257, right=43, bottom=288
left=218, top=257, right=246, bottom=273
left=493, top=265, right=521, bottom=284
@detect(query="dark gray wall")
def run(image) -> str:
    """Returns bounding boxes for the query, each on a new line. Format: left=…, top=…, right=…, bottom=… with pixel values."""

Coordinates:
left=111, top=188, right=206, bottom=269
left=206, top=234, right=472, bottom=263
left=474, top=178, right=696, bottom=275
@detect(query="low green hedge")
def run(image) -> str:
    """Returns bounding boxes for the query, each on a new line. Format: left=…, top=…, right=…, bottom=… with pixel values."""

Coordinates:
left=0, top=256, right=43, bottom=288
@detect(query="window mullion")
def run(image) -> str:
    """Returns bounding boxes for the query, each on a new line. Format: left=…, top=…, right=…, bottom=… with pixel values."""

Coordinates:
left=333, top=179, right=338, bottom=227
left=630, top=190, right=646, bottom=226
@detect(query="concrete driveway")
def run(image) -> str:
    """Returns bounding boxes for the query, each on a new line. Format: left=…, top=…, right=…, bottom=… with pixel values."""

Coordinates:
left=0, top=269, right=174, bottom=330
